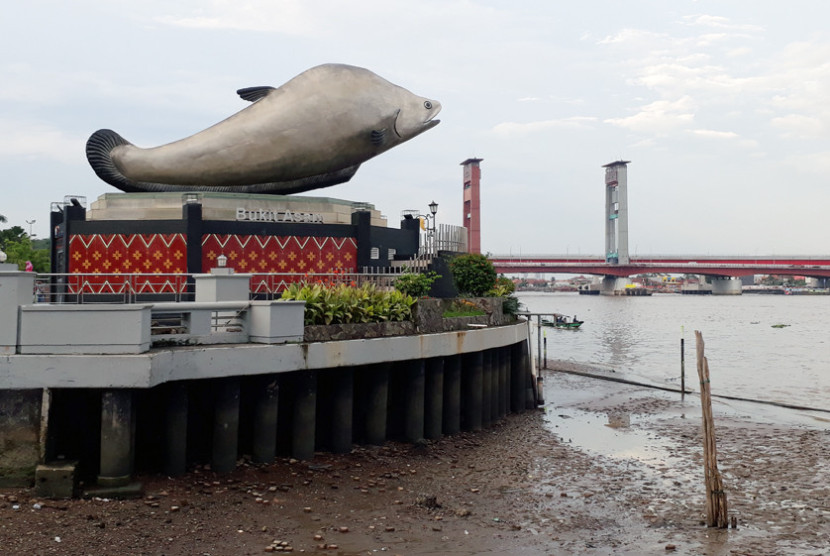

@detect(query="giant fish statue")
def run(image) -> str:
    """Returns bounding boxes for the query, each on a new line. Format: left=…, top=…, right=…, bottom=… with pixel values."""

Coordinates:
left=86, top=63, right=441, bottom=194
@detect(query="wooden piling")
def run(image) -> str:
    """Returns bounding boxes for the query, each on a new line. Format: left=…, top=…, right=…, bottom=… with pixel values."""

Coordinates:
left=695, top=331, right=729, bottom=528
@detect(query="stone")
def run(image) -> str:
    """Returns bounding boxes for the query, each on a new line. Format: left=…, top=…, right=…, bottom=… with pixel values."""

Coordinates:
left=35, top=461, right=78, bottom=499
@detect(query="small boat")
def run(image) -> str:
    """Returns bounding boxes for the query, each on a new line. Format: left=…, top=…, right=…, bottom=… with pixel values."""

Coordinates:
left=541, top=313, right=584, bottom=329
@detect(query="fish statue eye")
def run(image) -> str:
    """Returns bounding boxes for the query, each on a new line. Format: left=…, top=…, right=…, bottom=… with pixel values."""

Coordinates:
left=424, top=101, right=433, bottom=109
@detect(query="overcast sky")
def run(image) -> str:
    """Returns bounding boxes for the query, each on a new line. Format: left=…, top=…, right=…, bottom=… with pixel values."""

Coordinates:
left=2, top=1, right=830, bottom=256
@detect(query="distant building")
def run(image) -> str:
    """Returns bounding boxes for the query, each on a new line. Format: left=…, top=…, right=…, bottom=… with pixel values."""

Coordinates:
left=461, top=158, right=483, bottom=254
left=49, top=193, right=420, bottom=298
left=602, top=160, right=630, bottom=265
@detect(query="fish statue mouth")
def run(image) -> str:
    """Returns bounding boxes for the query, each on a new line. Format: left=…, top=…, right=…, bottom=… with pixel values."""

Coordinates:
left=414, top=105, right=441, bottom=135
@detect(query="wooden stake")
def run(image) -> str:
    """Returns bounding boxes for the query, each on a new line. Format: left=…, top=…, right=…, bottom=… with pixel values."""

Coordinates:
left=695, top=330, right=729, bottom=528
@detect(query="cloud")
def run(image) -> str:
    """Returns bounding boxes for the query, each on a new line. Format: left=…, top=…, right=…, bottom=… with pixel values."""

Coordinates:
left=783, top=151, right=830, bottom=175
left=598, top=28, right=666, bottom=47
left=690, top=129, right=739, bottom=139
left=605, top=97, right=695, bottom=134
left=689, top=129, right=759, bottom=148
left=0, top=120, right=84, bottom=165
left=682, top=14, right=764, bottom=34
left=492, top=117, right=598, bottom=135
left=154, top=0, right=322, bottom=35
left=770, top=114, right=825, bottom=139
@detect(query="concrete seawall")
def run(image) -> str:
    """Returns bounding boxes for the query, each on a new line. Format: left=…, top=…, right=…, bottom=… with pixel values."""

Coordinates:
left=1, top=322, right=533, bottom=493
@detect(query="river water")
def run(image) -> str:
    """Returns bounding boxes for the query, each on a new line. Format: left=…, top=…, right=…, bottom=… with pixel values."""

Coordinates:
left=517, top=292, right=830, bottom=414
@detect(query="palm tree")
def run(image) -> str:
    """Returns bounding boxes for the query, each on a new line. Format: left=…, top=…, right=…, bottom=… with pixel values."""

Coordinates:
left=0, top=214, right=6, bottom=223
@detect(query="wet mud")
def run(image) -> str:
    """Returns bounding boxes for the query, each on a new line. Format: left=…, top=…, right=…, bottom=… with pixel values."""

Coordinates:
left=1, top=364, right=828, bottom=555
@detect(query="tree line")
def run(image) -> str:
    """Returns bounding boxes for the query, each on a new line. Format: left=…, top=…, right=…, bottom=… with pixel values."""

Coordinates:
left=0, top=214, right=50, bottom=272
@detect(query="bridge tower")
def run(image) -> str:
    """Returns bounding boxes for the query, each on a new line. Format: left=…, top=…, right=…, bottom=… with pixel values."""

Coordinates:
left=461, top=158, right=483, bottom=254
left=603, top=160, right=630, bottom=265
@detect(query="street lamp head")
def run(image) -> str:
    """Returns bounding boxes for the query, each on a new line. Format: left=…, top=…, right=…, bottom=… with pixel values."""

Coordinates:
left=428, top=200, right=438, bottom=216
left=217, top=254, right=228, bottom=268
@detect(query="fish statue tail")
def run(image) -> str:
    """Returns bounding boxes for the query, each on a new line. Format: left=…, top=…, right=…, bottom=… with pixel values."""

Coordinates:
left=86, top=129, right=147, bottom=192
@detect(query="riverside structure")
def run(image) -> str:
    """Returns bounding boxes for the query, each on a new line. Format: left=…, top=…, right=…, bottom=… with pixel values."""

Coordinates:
left=0, top=266, right=534, bottom=497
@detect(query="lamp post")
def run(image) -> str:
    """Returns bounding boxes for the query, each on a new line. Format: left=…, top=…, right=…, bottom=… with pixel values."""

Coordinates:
left=425, top=201, right=438, bottom=255
left=25, top=219, right=36, bottom=238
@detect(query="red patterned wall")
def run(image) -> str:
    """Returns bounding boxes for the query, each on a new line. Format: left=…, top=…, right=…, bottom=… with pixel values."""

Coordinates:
left=201, top=234, right=357, bottom=274
left=65, top=233, right=358, bottom=295
left=67, top=233, right=188, bottom=294
left=69, top=234, right=188, bottom=274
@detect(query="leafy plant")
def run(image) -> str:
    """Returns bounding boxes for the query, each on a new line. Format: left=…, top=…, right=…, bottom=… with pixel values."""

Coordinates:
left=281, top=282, right=415, bottom=325
left=487, top=275, right=516, bottom=297
left=394, top=270, right=440, bottom=298
left=448, top=253, right=497, bottom=297
left=500, top=294, right=522, bottom=318
left=487, top=275, right=521, bottom=318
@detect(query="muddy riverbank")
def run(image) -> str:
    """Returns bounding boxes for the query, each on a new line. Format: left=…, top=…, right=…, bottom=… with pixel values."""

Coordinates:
left=0, top=366, right=827, bottom=555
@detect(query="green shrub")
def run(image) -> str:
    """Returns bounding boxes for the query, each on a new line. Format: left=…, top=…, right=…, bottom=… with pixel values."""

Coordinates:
left=394, top=270, right=440, bottom=298
left=448, top=253, right=497, bottom=297
left=281, top=282, right=415, bottom=325
left=500, top=294, right=522, bottom=317
left=486, top=275, right=521, bottom=318
left=487, top=275, right=516, bottom=297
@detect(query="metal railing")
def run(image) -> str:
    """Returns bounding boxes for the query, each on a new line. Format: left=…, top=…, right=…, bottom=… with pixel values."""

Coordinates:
left=34, top=271, right=410, bottom=304
left=419, top=223, right=468, bottom=258
left=36, top=273, right=192, bottom=304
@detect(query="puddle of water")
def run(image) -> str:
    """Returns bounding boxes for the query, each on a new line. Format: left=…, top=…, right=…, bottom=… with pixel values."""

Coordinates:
left=542, top=405, right=670, bottom=465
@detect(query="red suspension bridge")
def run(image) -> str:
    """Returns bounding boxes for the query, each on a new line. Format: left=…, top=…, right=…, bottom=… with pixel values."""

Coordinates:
left=489, top=255, right=830, bottom=279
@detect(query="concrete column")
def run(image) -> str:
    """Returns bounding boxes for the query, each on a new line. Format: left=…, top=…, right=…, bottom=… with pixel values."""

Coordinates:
left=98, top=389, right=134, bottom=487
left=711, top=276, right=742, bottom=295
left=524, top=341, right=537, bottom=410
left=212, top=378, right=240, bottom=473
left=463, top=351, right=483, bottom=431
left=292, top=370, right=317, bottom=460
left=404, top=360, right=425, bottom=442
left=600, top=276, right=631, bottom=295
left=489, top=350, right=500, bottom=421
left=365, top=364, right=389, bottom=445
left=442, top=355, right=461, bottom=435
left=252, top=376, right=279, bottom=464
left=424, top=358, right=444, bottom=440
left=331, top=369, right=354, bottom=454
left=0, top=271, right=35, bottom=355
left=164, top=382, right=188, bottom=477
left=482, top=350, right=493, bottom=427
left=499, top=347, right=510, bottom=418
left=511, top=341, right=527, bottom=414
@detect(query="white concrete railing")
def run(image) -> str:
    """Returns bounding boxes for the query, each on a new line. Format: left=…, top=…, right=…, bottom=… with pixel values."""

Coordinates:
left=1, top=269, right=305, bottom=355
left=16, top=300, right=305, bottom=355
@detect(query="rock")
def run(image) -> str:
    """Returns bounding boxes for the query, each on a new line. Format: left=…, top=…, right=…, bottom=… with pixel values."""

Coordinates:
left=415, top=494, right=441, bottom=509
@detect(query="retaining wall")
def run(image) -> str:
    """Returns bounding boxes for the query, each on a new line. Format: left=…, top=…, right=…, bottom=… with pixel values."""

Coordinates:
left=0, top=320, right=533, bottom=493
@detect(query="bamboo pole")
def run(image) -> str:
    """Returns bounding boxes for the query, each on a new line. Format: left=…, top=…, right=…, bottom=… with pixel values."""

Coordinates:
left=695, top=330, right=729, bottom=528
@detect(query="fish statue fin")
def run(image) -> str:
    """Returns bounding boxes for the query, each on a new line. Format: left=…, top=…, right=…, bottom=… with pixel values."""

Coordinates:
left=370, top=128, right=387, bottom=146
left=370, top=110, right=401, bottom=145
left=237, top=86, right=276, bottom=102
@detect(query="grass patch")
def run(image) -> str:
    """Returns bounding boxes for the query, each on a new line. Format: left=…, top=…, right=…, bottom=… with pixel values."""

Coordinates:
left=443, top=309, right=486, bottom=318
left=442, top=299, right=485, bottom=318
